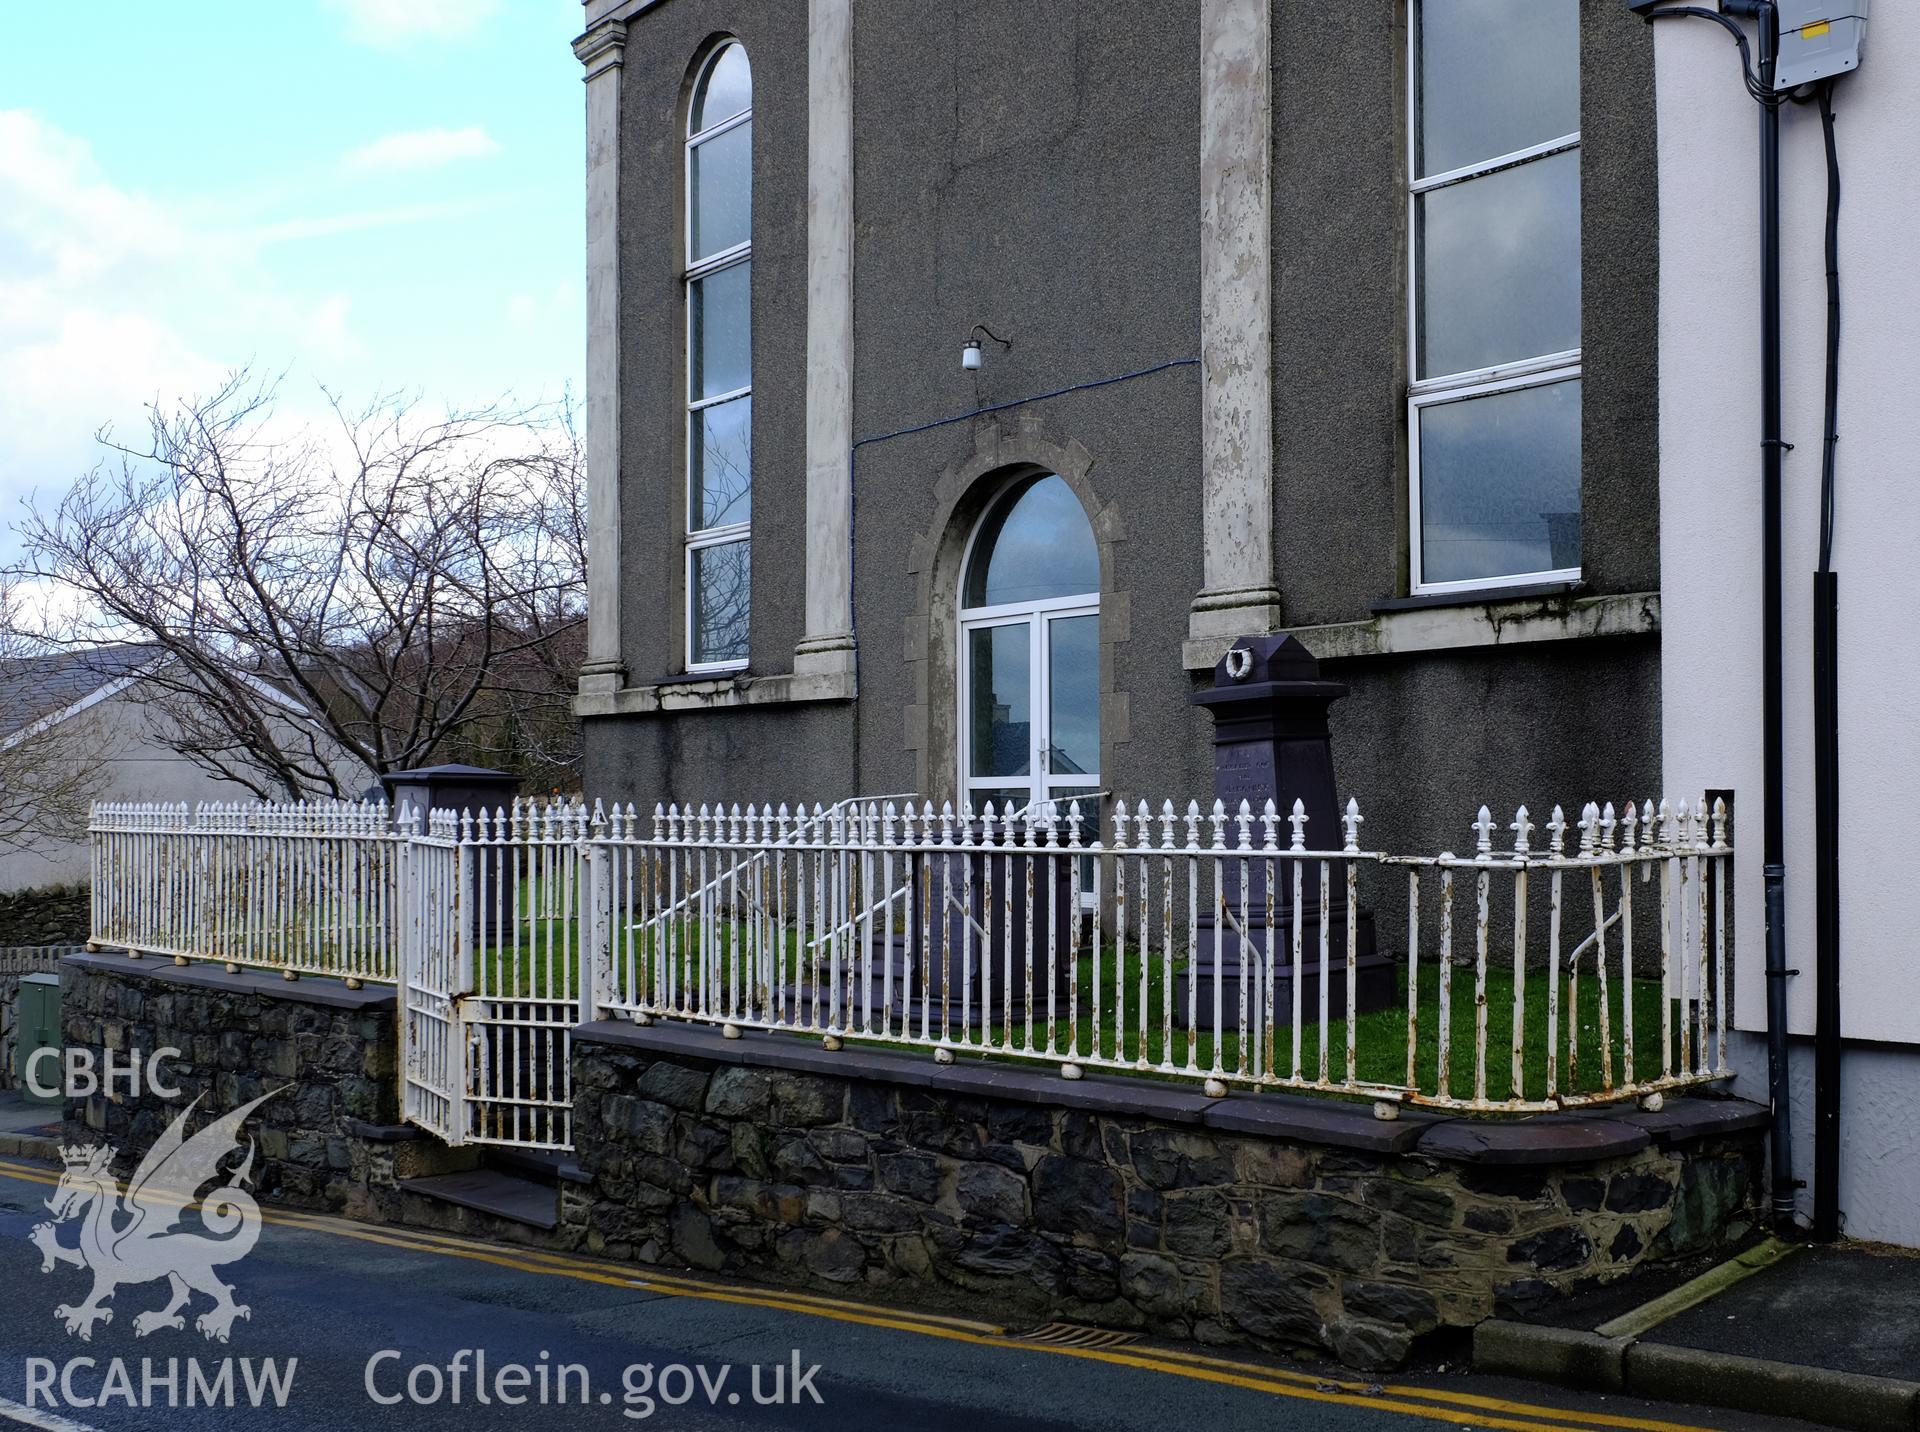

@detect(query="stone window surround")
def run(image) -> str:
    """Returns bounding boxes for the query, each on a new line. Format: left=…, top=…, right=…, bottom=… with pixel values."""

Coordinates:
left=902, top=422, right=1129, bottom=806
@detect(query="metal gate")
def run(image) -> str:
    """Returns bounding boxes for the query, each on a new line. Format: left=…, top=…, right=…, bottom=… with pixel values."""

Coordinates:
left=398, top=807, right=593, bottom=1151
left=398, top=821, right=466, bottom=1143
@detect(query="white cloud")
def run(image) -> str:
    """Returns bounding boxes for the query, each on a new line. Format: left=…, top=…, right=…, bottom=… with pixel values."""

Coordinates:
left=0, top=111, right=371, bottom=554
left=246, top=196, right=497, bottom=245
left=325, top=0, right=503, bottom=49
left=506, top=280, right=577, bottom=329
left=342, top=126, right=501, bottom=175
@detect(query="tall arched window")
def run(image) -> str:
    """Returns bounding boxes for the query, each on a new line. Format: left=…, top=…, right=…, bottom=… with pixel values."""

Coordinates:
left=685, top=41, right=752, bottom=669
left=957, top=475, right=1100, bottom=819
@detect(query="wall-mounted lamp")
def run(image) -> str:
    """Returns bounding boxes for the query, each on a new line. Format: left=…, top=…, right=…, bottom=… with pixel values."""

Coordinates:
left=962, top=323, right=1011, bottom=372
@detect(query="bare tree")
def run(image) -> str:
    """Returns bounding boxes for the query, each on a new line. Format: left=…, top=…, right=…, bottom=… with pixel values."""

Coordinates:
left=0, top=590, right=110, bottom=854
left=4, top=371, right=588, bottom=800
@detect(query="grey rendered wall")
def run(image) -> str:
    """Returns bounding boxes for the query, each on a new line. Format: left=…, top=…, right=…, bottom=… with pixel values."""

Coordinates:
left=847, top=0, right=1207, bottom=807
left=590, top=0, right=858, bottom=807
left=591, top=0, right=1211, bottom=811
left=1327, top=633, right=1662, bottom=936
left=1575, top=0, right=1662, bottom=595
left=1256, top=0, right=1662, bottom=860
left=589, top=1, right=1664, bottom=844
left=1270, top=0, right=1659, bottom=622
left=584, top=703, right=857, bottom=813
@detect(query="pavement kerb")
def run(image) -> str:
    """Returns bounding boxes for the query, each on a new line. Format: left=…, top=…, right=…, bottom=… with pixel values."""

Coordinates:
left=1623, top=1341, right=1920, bottom=1432
left=0, top=1132, right=57, bottom=1162
left=1474, top=1237, right=1920, bottom=1431
left=1473, top=1321, right=1630, bottom=1393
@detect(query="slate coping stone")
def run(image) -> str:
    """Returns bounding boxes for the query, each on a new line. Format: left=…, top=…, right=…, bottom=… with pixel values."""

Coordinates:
left=576, top=1021, right=1762, bottom=1166
left=1617, top=1096, right=1770, bottom=1146
left=580, top=1021, right=1428, bottom=1154
left=63, top=950, right=398, bottom=1012
left=1418, top=1114, right=1651, bottom=1166
left=1202, top=1093, right=1436, bottom=1154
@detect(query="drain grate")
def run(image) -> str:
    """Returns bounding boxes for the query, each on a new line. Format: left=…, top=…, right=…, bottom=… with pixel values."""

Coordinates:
left=1016, top=1322, right=1140, bottom=1349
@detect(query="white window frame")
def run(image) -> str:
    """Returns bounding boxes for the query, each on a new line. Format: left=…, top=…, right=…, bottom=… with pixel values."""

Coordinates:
left=684, top=43, right=752, bottom=673
left=954, top=504, right=1101, bottom=827
left=1406, top=8, right=1582, bottom=597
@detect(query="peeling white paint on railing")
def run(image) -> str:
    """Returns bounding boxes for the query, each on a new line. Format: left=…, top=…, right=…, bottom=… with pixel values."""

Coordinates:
left=586, top=792, right=1733, bottom=1114
left=88, top=790, right=1735, bottom=1146
left=89, top=799, right=405, bottom=986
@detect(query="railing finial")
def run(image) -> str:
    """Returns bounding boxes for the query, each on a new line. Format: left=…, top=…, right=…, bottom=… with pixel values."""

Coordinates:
left=1511, top=804, right=1533, bottom=856
left=1547, top=805, right=1568, bottom=854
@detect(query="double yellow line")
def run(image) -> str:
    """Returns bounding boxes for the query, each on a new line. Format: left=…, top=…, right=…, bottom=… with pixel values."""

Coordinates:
left=0, top=1159, right=1706, bottom=1432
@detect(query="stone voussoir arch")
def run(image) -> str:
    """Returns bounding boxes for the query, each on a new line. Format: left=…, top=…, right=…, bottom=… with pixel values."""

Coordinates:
left=901, top=414, right=1131, bottom=805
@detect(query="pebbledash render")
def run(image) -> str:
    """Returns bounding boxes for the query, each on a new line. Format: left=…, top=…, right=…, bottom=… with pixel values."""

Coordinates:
left=569, top=0, right=1663, bottom=862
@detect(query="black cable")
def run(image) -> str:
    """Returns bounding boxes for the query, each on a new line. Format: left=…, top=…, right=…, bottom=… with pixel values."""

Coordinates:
left=1809, top=78, right=1845, bottom=1244
left=1639, top=4, right=1783, bottom=106
left=1817, top=81, right=1842, bottom=573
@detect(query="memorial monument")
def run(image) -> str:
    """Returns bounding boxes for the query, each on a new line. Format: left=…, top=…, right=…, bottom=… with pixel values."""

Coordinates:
left=1179, top=635, right=1395, bottom=1032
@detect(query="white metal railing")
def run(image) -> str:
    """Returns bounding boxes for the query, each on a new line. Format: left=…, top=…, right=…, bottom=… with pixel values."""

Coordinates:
left=87, top=790, right=1735, bottom=1129
left=587, top=794, right=1733, bottom=1113
left=89, top=799, right=405, bottom=985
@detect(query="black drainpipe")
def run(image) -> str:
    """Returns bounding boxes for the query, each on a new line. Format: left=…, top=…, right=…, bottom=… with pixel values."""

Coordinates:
left=1749, top=3, right=1802, bottom=1234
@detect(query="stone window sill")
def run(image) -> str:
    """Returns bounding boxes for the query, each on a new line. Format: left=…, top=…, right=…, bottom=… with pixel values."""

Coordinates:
left=1182, top=590, right=1659, bottom=670
left=1370, top=580, right=1580, bottom=614
left=575, top=667, right=858, bottom=719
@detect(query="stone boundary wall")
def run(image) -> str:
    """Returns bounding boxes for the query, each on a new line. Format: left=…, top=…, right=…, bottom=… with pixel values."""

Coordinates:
left=0, top=945, right=77, bottom=1090
left=0, top=885, right=90, bottom=948
left=570, top=1023, right=1766, bottom=1370
left=56, top=953, right=458, bottom=1219
left=52, top=954, right=1767, bottom=1373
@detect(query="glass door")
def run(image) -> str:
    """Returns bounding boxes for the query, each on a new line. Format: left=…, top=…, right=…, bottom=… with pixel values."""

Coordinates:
left=962, top=607, right=1099, bottom=825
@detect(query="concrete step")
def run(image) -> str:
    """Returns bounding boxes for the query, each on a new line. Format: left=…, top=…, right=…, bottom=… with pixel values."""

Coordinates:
left=398, top=1168, right=560, bottom=1231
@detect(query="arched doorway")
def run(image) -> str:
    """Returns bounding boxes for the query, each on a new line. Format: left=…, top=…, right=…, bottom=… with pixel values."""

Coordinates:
left=957, top=474, right=1100, bottom=822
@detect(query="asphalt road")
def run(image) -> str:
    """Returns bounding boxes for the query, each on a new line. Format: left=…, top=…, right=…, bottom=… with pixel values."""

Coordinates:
left=0, top=1158, right=1831, bottom=1432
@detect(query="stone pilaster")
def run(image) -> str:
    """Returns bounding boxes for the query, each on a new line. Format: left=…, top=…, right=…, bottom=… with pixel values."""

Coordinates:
left=574, top=21, right=628, bottom=700
left=793, top=0, right=858, bottom=685
left=1188, top=0, right=1282, bottom=660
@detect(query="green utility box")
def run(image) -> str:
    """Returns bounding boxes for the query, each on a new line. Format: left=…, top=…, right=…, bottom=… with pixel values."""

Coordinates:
left=14, top=973, right=61, bottom=1106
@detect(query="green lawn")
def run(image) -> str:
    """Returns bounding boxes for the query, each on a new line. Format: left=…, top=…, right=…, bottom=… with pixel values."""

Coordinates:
left=471, top=886, right=1709, bottom=1107
left=1056, top=949, right=1700, bottom=1104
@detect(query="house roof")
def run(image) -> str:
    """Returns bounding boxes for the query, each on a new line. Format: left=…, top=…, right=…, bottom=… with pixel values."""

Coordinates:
left=0, top=643, right=162, bottom=743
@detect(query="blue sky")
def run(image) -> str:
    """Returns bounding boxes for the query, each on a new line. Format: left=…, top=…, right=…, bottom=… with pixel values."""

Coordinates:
left=0, top=0, right=587, bottom=558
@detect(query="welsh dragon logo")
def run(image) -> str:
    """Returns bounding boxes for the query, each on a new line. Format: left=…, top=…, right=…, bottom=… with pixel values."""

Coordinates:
left=30, top=1090, right=279, bottom=1342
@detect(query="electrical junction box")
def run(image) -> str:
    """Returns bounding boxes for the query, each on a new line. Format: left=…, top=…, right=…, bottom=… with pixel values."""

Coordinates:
left=1770, top=0, right=1868, bottom=89
left=14, top=972, right=61, bottom=1107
